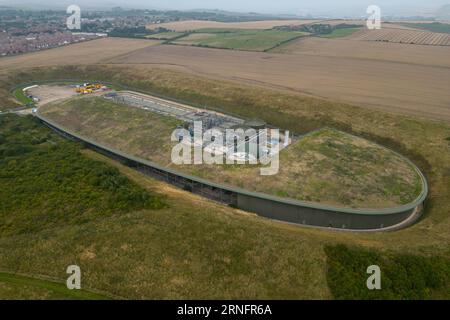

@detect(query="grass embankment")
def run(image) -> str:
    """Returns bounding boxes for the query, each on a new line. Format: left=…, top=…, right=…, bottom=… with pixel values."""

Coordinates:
left=172, top=29, right=307, bottom=51
left=0, top=272, right=111, bottom=300
left=40, top=96, right=423, bottom=209
left=12, top=86, right=34, bottom=105
left=0, top=84, right=23, bottom=111
left=1, top=65, right=450, bottom=299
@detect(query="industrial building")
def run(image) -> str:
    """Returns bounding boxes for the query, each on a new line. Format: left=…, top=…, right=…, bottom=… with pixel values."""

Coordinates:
left=105, top=91, right=291, bottom=162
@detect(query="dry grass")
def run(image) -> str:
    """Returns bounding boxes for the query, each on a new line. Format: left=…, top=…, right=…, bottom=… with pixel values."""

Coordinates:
left=347, top=28, right=450, bottom=46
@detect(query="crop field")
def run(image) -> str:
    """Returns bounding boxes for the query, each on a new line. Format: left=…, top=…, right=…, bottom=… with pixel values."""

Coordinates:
left=272, top=36, right=450, bottom=67
left=40, top=94, right=423, bottom=209
left=147, top=19, right=319, bottom=31
left=106, top=44, right=450, bottom=122
left=1, top=32, right=448, bottom=121
left=347, top=28, right=450, bottom=46
left=0, top=37, right=160, bottom=71
left=172, top=29, right=308, bottom=51
left=2, top=65, right=450, bottom=299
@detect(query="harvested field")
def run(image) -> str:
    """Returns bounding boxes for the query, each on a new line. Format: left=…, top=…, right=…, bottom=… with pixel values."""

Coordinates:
left=39, top=94, right=423, bottom=209
left=147, top=19, right=319, bottom=31
left=2, top=32, right=448, bottom=121
left=347, top=28, right=450, bottom=46
left=108, top=44, right=450, bottom=122
left=272, top=37, right=450, bottom=67
left=0, top=38, right=160, bottom=71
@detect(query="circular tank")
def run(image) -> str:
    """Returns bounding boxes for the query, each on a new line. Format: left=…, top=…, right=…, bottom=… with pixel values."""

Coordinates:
left=244, top=119, right=266, bottom=130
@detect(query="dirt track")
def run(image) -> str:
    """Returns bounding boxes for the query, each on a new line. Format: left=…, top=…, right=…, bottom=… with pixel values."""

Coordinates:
left=108, top=44, right=450, bottom=122
left=27, top=85, right=78, bottom=106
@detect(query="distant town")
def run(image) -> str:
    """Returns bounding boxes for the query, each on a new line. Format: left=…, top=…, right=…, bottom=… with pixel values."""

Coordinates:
left=0, top=7, right=292, bottom=56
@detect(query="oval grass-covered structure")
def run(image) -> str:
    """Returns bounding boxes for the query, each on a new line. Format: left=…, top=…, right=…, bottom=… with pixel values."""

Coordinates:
left=34, top=86, right=428, bottom=231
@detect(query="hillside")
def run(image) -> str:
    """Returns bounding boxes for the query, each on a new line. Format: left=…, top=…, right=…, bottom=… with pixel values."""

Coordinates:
left=1, top=65, right=450, bottom=299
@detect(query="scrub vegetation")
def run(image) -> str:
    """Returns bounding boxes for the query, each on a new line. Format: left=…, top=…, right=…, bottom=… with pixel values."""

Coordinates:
left=325, top=245, right=450, bottom=299
left=0, top=114, right=165, bottom=236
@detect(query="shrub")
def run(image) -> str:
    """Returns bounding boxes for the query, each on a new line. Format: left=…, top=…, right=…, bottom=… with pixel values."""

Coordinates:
left=0, top=114, right=166, bottom=236
left=325, top=244, right=450, bottom=299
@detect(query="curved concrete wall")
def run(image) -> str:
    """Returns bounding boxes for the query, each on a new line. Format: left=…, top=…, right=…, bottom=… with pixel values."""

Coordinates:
left=35, top=112, right=428, bottom=231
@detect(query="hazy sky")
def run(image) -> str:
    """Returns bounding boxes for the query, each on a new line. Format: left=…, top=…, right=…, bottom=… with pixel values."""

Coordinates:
left=1, top=0, right=448, bottom=16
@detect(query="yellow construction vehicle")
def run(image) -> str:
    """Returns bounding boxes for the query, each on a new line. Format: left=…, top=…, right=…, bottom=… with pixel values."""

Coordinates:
left=75, top=83, right=103, bottom=94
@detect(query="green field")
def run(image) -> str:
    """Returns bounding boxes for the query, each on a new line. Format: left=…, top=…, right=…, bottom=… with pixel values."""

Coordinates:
left=399, top=22, right=450, bottom=34
left=40, top=96, right=423, bottom=209
left=172, top=29, right=308, bottom=51
left=1, top=65, right=450, bottom=299
left=319, top=27, right=361, bottom=38
left=13, top=86, right=34, bottom=105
